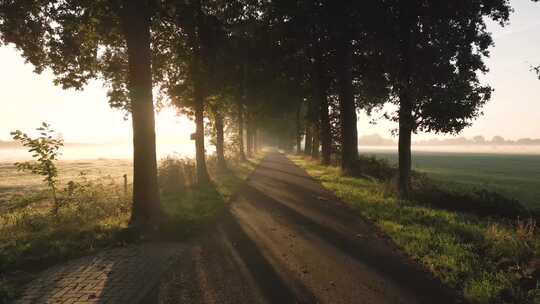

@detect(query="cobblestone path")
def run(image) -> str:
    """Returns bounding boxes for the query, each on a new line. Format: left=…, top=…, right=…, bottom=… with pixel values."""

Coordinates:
left=17, top=243, right=184, bottom=304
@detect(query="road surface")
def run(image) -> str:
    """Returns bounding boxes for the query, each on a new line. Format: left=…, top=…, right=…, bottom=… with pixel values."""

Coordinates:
left=157, top=152, right=459, bottom=304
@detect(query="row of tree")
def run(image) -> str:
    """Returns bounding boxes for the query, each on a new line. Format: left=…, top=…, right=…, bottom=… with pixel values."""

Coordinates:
left=0, top=0, right=517, bottom=228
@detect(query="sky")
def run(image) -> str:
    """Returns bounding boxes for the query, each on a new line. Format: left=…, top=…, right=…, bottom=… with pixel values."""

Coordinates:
left=0, top=0, right=539, bottom=147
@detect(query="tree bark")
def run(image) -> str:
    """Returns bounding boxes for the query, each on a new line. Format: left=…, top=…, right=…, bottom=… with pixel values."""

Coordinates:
left=253, top=127, right=258, bottom=153
left=246, top=115, right=253, bottom=158
left=121, top=0, right=161, bottom=226
left=304, top=123, right=312, bottom=155
left=313, top=49, right=331, bottom=165
left=194, top=82, right=210, bottom=184
left=215, top=109, right=226, bottom=170
left=311, top=123, right=320, bottom=159
left=237, top=100, right=247, bottom=161
left=296, top=103, right=302, bottom=154
left=320, top=95, right=331, bottom=165
left=190, top=0, right=210, bottom=184
left=397, top=2, right=416, bottom=198
left=336, top=37, right=358, bottom=173
left=398, top=92, right=413, bottom=198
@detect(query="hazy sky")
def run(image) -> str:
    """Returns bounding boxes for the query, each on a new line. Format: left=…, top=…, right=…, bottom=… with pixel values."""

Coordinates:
left=1, top=0, right=539, bottom=144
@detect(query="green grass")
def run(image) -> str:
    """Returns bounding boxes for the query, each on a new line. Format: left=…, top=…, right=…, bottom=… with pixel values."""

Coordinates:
left=0, top=155, right=262, bottom=303
left=160, top=156, right=263, bottom=237
left=362, top=151, right=540, bottom=210
left=289, top=155, right=540, bottom=304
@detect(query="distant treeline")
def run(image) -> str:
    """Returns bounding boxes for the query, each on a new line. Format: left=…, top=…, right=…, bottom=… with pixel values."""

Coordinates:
left=358, top=134, right=540, bottom=146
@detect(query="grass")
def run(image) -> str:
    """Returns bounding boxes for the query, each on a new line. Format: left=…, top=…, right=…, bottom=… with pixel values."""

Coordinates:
left=159, top=155, right=263, bottom=237
left=289, top=155, right=540, bottom=304
left=0, top=154, right=262, bottom=303
left=0, top=159, right=132, bottom=212
left=363, top=151, right=540, bottom=210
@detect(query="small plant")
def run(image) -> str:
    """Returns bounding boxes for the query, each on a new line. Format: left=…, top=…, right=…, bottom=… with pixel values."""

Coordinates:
left=532, top=65, right=540, bottom=80
left=10, top=122, right=64, bottom=215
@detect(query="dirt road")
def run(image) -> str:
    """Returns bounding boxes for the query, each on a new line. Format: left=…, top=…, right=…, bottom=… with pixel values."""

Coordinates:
left=157, top=153, right=459, bottom=304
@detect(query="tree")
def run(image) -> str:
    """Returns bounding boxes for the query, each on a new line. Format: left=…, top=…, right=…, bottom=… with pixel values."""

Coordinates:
left=208, top=99, right=227, bottom=169
left=0, top=0, right=163, bottom=226
left=473, top=136, right=486, bottom=144
left=122, top=0, right=162, bottom=224
left=533, top=66, right=540, bottom=79
left=382, top=0, right=511, bottom=197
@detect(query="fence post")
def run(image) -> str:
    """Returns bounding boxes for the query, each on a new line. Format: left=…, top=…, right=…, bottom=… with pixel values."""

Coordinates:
left=123, top=174, right=128, bottom=195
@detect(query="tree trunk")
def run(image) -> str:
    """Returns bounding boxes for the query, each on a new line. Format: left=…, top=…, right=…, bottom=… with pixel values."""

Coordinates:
left=194, top=83, right=210, bottom=184
left=313, top=49, right=331, bottom=165
left=246, top=115, right=253, bottom=158
left=320, top=95, right=331, bottom=165
left=398, top=93, right=413, bottom=198
left=253, top=128, right=258, bottom=153
left=397, top=2, right=416, bottom=198
left=304, top=123, right=312, bottom=155
left=122, top=0, right=161, bottom=226
left=296, top=103, right=302, bottom=154
left=237, top=100, right=247, bottom=161
left=336, top=37, right=358, bottom=173
left=311, top=123, right=320, bottom=159
left=215, top=109, right=226, bottom=170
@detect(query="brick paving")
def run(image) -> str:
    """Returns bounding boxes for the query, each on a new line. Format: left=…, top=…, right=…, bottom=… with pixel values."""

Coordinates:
left=16, top=243, right=184, bottom=304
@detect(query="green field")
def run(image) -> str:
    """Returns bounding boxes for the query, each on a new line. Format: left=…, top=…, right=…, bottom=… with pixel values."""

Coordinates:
left=363, top=150, right=540, bottom=210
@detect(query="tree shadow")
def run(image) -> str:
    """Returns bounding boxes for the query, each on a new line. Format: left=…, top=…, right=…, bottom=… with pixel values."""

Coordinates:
left=146, top=180, right=315, bottom=304
left=237, top=182, right=460, bottom=304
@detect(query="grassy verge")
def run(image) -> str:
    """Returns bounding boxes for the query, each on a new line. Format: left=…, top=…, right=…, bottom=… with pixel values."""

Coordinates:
left=160, top=155, right=263, bottom=237
left=0, top=154, right=263, bottom=302
left=288, top=155, right=540, bottom=304
left=361, top=151, right=540, bottom=210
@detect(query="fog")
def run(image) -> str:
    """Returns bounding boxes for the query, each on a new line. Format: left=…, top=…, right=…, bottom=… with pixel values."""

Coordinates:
left=360, top=145, right=540, bottom=155
left=2, top=142, right=539, bottom=164
left=0, top=142, right=200, bottom=163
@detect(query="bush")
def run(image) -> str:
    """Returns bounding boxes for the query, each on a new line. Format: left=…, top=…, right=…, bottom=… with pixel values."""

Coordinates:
left=350, top=155, right=397, bottom=180
left=347, top=155, right=528, bottom=219
left=158, top=156, right=196, bottom=194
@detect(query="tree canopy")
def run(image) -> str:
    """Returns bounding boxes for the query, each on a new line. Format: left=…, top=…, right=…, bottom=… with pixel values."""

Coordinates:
left=0, top=0, right=516, bottom=222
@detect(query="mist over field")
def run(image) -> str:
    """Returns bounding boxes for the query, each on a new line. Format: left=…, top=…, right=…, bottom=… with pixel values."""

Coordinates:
left=2, top=137, right=539, bottom=164
left=0, top=141, right=198, bottom=162
left=360, top=145, right=540, bottom=155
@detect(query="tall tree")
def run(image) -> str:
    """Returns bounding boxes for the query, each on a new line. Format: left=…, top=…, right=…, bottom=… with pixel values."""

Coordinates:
left=122, top=0, right=161, bottom=224
left=382, top=0, right=511, bottom=197
left=0, top=0, right=163, bottom=226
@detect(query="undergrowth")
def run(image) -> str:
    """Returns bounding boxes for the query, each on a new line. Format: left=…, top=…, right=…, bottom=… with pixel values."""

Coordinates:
left=352, top=155, right=529, bottom=219
left=0, top=154, right=262, bottom=303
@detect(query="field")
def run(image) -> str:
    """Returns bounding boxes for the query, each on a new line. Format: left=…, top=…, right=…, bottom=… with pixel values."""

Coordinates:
left=0, top=155, right=261, bottom=301
left=362, top=150, right=540, bottom=210
left=0, top=159, right=132, bottom=212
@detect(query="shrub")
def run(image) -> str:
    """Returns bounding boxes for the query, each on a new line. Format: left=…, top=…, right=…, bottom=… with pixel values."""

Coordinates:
left=350, top=155, right=397, bottom=180
left=347, top=155, right=528, bottom=219
left=158, top=156, right=196, bottom=194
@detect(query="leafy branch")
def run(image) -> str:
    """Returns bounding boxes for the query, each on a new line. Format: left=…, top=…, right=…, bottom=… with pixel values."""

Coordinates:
left=11, top=122, right=64, bottom=215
